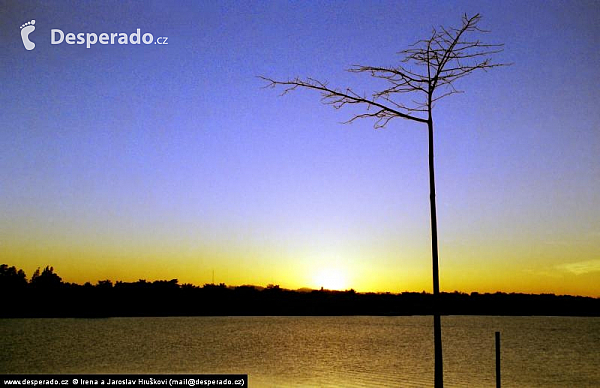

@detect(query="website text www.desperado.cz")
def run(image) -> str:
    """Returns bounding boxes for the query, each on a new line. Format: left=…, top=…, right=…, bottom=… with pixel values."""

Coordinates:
left=51, top=28, right=168, bottom=48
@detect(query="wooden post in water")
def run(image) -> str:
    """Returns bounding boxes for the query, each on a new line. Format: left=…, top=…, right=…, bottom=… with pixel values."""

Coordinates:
left=495, top=331, right=501, bottom=388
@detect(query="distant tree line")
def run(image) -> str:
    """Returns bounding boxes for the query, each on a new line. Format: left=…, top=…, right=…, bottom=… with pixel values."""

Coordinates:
left=1, top=264, right=598, bottom=318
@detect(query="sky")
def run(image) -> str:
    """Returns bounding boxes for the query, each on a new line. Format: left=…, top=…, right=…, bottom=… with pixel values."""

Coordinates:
left=1, top=0, right=599, bottom=297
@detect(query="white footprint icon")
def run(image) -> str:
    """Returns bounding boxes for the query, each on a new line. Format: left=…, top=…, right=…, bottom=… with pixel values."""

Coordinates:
left=20, top=20, right=36, bottom=51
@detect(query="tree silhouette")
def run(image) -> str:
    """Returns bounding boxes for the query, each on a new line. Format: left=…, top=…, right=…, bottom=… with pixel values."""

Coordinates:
left=1, top=263, right=598, bottom=319
left=0, top=264, right=27, bottom=288
left=30, top=266, right=63, bottom=289
left=262, top=13, right=508, bottom=387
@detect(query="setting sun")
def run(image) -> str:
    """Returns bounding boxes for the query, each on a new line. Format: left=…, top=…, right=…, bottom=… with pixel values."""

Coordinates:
left=314, top=269, right=348, bottom=291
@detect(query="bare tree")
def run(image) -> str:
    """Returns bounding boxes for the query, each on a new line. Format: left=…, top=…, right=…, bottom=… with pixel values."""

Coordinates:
left=261, top=13, right=508, bottom=388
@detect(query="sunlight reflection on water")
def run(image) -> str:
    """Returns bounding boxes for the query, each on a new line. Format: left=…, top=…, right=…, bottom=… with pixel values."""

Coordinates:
left=1, top=316, right=599, bottom=387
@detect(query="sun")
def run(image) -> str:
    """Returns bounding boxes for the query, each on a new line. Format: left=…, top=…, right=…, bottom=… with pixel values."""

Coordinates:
left=314, top=268, right=348, bottom=291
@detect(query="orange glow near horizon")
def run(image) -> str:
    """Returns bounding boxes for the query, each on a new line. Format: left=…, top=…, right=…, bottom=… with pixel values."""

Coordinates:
left=3, top=236, right=599, bottom=297
left=313, top=268, right=348, bottom=291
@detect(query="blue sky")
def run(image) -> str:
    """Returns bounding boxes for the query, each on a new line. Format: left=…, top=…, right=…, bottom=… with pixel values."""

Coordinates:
left=1, top=0, right=599, bottom=295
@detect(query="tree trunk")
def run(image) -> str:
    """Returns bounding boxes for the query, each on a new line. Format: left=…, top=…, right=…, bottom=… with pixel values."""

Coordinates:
left=428, top=117, right=443, bottom=388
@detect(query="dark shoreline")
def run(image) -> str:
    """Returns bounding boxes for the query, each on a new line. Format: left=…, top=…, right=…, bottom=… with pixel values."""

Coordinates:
left=2, top=264, right=598, bottom=318
left=3, top=283, right=599, bottom=318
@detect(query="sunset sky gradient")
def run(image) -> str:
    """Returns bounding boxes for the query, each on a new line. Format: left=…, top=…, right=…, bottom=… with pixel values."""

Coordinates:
left=1, top=0, right=599, bottom=296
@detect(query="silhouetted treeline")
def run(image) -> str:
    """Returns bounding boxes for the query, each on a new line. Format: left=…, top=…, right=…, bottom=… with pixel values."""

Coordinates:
left=1, top=264, right=598, bottom=318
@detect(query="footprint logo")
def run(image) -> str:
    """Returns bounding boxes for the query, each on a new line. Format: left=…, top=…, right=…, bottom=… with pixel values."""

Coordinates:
left=20, top=20, right=36, bottom=51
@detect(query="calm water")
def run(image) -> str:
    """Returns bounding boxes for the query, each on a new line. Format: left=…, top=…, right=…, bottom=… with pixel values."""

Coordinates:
left=1, top=316, right=598, bottom=387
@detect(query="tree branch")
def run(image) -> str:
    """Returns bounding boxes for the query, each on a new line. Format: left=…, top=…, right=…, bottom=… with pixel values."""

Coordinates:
left=260, top=12, right=510, bottom=130
left=259, top=76, right=429, bottom=127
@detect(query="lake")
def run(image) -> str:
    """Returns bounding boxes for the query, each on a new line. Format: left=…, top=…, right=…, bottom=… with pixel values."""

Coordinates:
left=1, top=316, right=598, bottom=387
